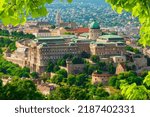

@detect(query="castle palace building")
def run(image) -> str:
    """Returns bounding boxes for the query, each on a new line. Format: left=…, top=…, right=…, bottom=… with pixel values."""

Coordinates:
left=5, top=21, right=126, bottom=74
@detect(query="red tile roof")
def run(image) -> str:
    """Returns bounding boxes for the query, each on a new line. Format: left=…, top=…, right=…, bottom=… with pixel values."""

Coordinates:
left=67, top=27, right=89, bottom=34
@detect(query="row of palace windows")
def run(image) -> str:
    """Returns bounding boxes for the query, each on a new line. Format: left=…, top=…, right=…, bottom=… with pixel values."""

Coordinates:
left=40, top=52, right=78, bottom=60
left=97, top=51, right=123, bottom=55
left=38, top=33, right=51, bottom=36
left=41, top=56, right=63, bottom=61
left=96, top=48, right=124, bottom=51
left=40, top=51, right=78, bottom=56
left=40, top=48, right=78, bottom=53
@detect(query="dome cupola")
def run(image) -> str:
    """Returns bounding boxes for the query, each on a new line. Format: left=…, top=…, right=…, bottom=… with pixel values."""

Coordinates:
left=90, top=21, right=100, bottom=29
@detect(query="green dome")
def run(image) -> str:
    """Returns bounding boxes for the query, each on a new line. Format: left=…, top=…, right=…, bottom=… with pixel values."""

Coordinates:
left=90, top=21, right=100, bottom=29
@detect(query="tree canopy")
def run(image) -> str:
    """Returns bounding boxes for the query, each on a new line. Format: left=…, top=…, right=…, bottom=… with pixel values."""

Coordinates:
left=1, top=78, right=44, bottom=100
left=121, top=83, right=149, bottom=100
left=108, top=71, right=150, bottom=100
left=143, top=72, right=150, bottom=89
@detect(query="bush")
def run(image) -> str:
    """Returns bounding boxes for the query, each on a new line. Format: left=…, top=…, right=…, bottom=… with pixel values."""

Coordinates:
left=90, top=55, right=99, bottom=63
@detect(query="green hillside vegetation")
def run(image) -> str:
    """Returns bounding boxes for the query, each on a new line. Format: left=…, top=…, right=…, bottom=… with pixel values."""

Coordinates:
left=0, top=51, right=150, bottom=100
left=0, top=77, right=44, bottom=100
left=0, top=29, right=35, bottom=52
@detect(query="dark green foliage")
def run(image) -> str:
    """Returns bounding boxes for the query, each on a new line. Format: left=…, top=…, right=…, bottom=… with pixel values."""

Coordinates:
left=108, top=63, right=116, bottom=74
left=108, top=76, right=117, bottom=87
left=57, top=59, right=66, bottom=67
left=60, top=59, right=66, bottom=67
left=0, top=29, right=35, bottom=53
left=0, top=29, right=35, bottom=39
left=83, top=64, right=97, bottom=75
left=30, top=72, right=39, bottom=79
left=147, top=57, right=150, bottom=66
left=0, top=37, right=17, bottom=52
left=63, top=54, right=73, bottom=59
left=90, top=55, right=99, bottom=63
left=125, top=46, right=140, bottom=54
left=18, top=67, right=30, bottom=78
left=87, top=85, right=110, bottom=100
left=0, top=79, right=3, bottom=99
left=94, top=88, right=109, bottom=100
left=126, top=76, right=143, bottom=85
left=47, top=61, right=54, bottom=72
left=80, top=51, right=90, bottom=58
left=0, top=29, right=10, bottom=36
left=8, top=42, right=17, bottom=52
left=75, top=74, right=88, bottom=87
left=0, top=37, right=12, bottom=47
left=72, top=57, right=84, bottom=64
left=83, top=61, right=108, bottom=75
left=49, top=84, right=110, bottom=100
left=125, top=46, right=134, bottom=51
left=108, top=74, right=122, bottom=89
left=22, top=67, right=30, bottom=73
left=49, top=86, right=70, bottom=100
left=97, top=70, right=102, bottom=74
left=0, top=48, right=3, bottom=54
left=0, top=57, right=30, bottom=77
left=97, top=62, right=106, bottom=71
left=69, top=87, right=88, bottom=100
left=51, top=25, right=56, bottom=29
left=51, top=75, right=64, bottom=85
left=19, top=72, right=30, bottom=78
left=53, top=65, right=60, bottom=72
left=115, top=80, right=121, bottom=89
left=11, top=31, right=35, bottom=39
left=67, top=74, right=76, bottom=86
left=143, top=73, right=150, bottom=89
left=1, top=78, right=44, bottom=100
left=109, top=71, right=144, bottom=89
left=51, top=73, right=89, bottom=87
left=56, top=69, right=68, bottom=78
left=109, top=71, right=150, bottom=100
left=108, top=93, right=124, bottom=100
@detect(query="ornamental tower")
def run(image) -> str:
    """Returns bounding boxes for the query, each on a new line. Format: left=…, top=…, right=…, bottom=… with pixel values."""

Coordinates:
left=89, top=21, right=101, bottom=40
left=56, top=10, right=62, bottom=27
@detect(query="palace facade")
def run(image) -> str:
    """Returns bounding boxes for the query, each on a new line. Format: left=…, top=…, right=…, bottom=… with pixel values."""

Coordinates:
left=5, top=21, right=126, bottom=74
